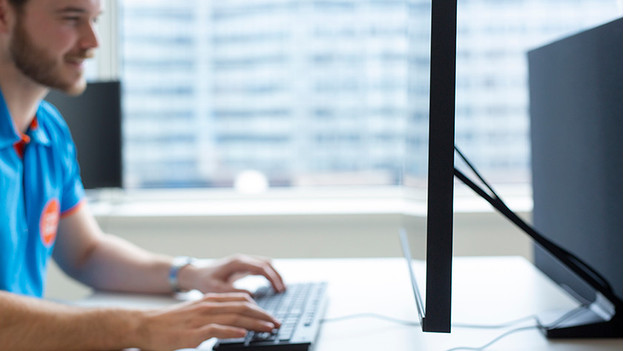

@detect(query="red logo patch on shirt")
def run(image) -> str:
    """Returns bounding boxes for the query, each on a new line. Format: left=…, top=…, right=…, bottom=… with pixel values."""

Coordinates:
left=40, top=199, right=60, bottom=247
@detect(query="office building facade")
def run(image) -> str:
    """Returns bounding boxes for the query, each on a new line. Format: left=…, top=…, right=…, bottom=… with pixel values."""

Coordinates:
left=118, top=0, right=620, bottom=188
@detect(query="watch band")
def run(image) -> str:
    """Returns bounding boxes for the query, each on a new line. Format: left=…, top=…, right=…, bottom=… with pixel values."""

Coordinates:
left=169, top=256, right=196, bottom=292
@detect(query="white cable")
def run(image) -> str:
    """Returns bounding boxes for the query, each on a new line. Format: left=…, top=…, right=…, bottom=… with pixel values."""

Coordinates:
left=322, top=312, right=540, bottom=329
left=321, top=305, right=589, bottom=351
left=446, top=305, right=589, bottom=351
left=445, top=326, right=538, bottom=351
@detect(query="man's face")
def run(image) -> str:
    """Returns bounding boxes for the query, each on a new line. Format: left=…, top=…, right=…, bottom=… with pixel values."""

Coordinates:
left=8, top=0, right=101, bottom=95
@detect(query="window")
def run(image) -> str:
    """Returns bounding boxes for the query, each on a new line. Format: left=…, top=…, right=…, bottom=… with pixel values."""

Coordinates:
left=105, top=0, right=621, bottom=190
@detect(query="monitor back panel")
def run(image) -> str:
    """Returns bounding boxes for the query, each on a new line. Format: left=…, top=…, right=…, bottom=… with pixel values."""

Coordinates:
left=528, top=18, right=623, bottom=302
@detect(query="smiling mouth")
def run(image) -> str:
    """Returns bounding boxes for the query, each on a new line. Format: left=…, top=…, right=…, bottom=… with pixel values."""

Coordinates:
left=65, top=51, right=94, bottom=67
left=65, top=57, right=86, bottom=70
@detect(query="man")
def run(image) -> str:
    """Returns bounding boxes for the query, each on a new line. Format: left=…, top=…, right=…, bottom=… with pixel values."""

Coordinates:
left=0, top=0, right=287, bottom=349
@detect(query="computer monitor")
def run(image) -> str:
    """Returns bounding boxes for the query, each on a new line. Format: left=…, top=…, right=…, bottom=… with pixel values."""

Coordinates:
left=447, top=17, right=621, bottom=338
left=44, top=81, right=123, bottom=190
left=402, top=7, right=621, bottom=338
left=529, top=18, right=623, bottom=337
left=401, top=0, right=457, bottom=333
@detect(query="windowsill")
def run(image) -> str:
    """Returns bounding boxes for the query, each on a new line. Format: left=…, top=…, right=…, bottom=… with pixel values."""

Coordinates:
left=87, top=184, right=532, bottom=219
left=85, top=185, right=535, bottom=261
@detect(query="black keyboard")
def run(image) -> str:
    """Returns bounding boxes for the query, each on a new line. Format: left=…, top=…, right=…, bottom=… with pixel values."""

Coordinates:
left=213, top=282, right=328, bottom=351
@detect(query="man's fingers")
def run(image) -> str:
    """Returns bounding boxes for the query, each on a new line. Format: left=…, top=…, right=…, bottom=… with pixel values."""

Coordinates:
left=199, top=301, right=281, bottom=327
left=209, top=314, right=277, bottom=332
left=224, top=256, right=286, bottom=293
left=201, top=292, right=254, bottom=303
left=229, top=288, right=255, bottom=296
left=197, top=324, right=247, bottom=340
left=258, top=263, right=286, bottom=293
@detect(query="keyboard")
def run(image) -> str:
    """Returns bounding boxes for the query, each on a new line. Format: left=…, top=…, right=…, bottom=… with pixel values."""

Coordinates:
left=213, top=282, right=328, bottom=351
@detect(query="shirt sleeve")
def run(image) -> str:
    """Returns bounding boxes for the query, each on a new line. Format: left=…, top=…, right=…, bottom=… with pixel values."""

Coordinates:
left=38, top=100, right=86, bottom=216
left=59, top=121, right=86, bottom=216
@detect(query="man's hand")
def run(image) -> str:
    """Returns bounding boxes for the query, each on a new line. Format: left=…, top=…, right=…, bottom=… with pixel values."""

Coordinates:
left=135, top=293, right=281, bottom=351
left=179, top=254, right=286, bottom=294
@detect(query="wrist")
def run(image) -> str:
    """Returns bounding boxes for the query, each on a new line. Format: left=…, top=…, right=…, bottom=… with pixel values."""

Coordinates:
left=128, top=308, right=157, bottom=349
left=169, top=256, right=198, bottom=292
left=114, top=308, right=145, bottom=348
left=74, top=307, right=144, bottom=349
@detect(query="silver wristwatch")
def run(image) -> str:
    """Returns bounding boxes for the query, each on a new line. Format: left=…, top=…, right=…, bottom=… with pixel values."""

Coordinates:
left=169, top=256, right=197, bottom=292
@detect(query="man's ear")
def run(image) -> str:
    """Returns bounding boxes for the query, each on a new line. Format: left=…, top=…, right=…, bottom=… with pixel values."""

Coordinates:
left=0, top=0, right=16, bottom=34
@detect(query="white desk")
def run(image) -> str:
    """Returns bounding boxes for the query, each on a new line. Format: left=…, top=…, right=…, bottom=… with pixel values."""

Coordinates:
left=79, top=257, right=622, bottom=351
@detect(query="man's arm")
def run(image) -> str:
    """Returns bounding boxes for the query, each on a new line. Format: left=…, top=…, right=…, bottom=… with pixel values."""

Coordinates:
left=0, top=290, right=279, bottom=350
left=53, top=204, right=285, bottom=294
left=0, top=290, right=139, bottom=350
left=53, top=204, right=175, bottom=293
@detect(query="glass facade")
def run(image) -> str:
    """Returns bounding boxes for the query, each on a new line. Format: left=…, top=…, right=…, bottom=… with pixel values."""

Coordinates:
left=117, top=0, right=621, bottom=189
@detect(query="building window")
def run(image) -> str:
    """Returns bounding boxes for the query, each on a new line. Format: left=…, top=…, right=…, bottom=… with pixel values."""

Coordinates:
left=115, top=0, right=620, bottom=190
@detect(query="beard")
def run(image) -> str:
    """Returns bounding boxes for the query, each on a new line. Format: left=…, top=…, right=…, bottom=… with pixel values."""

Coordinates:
left=9, top=17, right=92, bottom=96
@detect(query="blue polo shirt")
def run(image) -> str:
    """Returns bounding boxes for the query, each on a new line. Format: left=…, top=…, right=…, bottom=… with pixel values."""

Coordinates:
left=0, top=89, right=85, bottom=297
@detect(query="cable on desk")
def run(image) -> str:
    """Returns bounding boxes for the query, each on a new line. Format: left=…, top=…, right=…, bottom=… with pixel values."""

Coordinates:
left=445, top=305, right=589, bottom=351
left=452, top=314, right=538, bottom=329
left=445, top=326, right=539, bottom=351
left=535, top=303, right=589, bottom=330
left=321, top=306, right=589, bottom=351
left=321, top=312, right=539, bottom=329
